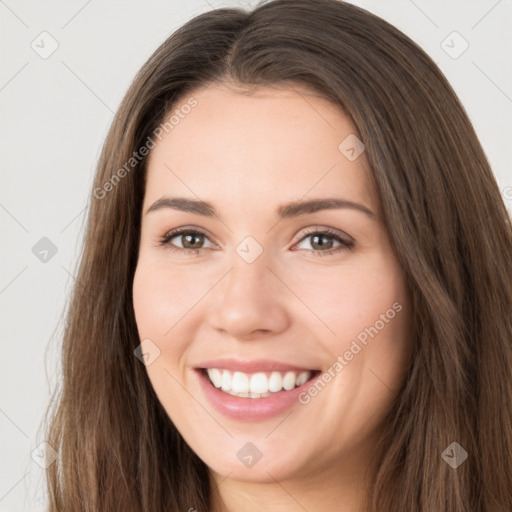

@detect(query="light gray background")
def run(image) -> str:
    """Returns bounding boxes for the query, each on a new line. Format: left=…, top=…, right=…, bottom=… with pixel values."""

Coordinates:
left=1, top=1, right=511, bottom=510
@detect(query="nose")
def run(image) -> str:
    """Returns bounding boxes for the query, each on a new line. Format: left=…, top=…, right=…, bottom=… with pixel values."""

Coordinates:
left=207, top=254, right=290, bottom=340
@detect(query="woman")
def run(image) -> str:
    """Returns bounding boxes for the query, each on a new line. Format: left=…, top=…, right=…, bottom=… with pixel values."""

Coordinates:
left=43, top=0, right=512, bottom=510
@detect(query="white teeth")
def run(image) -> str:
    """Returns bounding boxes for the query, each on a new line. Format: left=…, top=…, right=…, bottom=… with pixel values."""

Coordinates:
left=231, top=372, right=249, bottom=394
left=249, top=372, right=268, bottom=394
left=283, top=371, right=296, bottom=391
left=205, top=368, right=314, bottom=398
left=221, top=370, right=231, bottom=391
left=207, top=368, right=222, bottom=388
left=268, top=371, right=283, bottom=392
left=296, top=371, right=309, bottom=386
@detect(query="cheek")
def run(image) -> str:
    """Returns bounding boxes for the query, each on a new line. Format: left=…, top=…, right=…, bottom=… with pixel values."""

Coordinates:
left=292, top=250, right=411, bottom=408
left=133, top=265, right=164, bottom=338
left=290, top=250, right=408, bottom=342
left=132, top=262, right=190, bottom=364
left=290, top=269, right=410, bottom=455
left=133, top=240, right=210, bottom=327
left=132, top=262, right=198, bottom=419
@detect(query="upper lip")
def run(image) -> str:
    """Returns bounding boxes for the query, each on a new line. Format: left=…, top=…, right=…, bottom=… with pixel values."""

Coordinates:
left=195, top=358, right=318, bottom=373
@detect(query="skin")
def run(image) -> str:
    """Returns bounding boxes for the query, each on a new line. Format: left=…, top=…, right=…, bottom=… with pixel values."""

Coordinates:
left=132, top=82, right=413, bottom=512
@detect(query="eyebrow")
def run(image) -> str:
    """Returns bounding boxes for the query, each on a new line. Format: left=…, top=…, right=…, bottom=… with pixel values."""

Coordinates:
left=145, top=196, right=376, bottom=220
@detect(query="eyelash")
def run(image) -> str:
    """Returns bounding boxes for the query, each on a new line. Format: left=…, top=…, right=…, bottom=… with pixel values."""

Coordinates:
left=158, top=227, right=354, bottom=257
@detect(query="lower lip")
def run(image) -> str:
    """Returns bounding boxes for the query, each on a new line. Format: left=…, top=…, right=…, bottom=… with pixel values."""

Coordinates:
left=195, top=369, right=319, bottom=421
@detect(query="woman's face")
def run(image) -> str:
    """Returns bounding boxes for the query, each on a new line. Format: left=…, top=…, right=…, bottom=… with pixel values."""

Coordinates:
left=132, top=82, right=412, bottom=485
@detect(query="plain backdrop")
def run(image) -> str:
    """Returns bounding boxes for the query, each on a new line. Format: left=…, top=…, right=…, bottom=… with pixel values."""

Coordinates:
left=1, top=1, right=511, bottom=510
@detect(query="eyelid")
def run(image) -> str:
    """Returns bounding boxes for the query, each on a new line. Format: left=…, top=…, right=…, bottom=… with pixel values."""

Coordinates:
left=161, top=225, right=352, bottom=242
left=159, top=225, right=354, bottom=255
left=295, top=226, right=354, bottom=244
left=160, top=226, right=217, bottom=248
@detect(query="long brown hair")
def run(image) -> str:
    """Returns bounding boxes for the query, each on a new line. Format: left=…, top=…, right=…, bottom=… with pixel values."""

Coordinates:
left=43, top=1, right=512, bottom=510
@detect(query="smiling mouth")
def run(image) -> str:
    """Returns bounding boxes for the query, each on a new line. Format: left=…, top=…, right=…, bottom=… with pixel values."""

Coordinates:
left=200, top=368, right=321, bottom=398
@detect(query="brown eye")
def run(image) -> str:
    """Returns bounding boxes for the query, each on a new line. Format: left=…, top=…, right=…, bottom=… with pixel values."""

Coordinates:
left=174, top=231, right=205, bottom=249
left=293, top=228, right=354, bottom=257
left=160, top=228, right=215, bottom=253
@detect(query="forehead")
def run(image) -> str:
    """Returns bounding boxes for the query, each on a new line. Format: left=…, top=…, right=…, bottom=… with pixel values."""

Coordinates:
left=143, top=83, right=377, bottom=215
